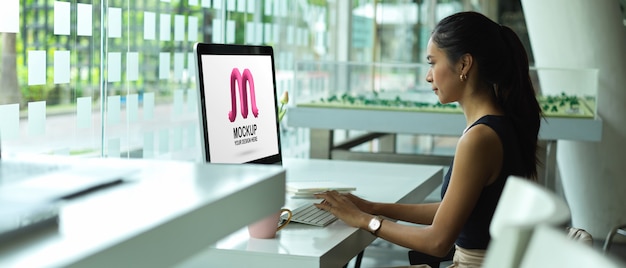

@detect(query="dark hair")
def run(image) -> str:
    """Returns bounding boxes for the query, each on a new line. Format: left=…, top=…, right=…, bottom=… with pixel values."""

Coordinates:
left=431, top=11, right=542, bottom=180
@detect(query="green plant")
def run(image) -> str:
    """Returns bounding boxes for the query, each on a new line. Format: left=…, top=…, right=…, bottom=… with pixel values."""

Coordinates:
left=278, top=91, right=288, bottom=122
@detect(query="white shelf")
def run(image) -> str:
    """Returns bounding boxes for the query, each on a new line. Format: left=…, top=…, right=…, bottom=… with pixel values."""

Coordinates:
left=288, top=106, right=602, bottom=142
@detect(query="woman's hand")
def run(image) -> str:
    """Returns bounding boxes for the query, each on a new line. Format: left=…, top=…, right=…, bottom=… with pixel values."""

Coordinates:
left=343, top=193, right=375, bottom=214
left=314, top=191, right=371, bottom=229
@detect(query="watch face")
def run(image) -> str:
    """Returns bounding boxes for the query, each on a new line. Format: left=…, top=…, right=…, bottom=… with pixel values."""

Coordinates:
left=369, top=217, right=381, bottom=231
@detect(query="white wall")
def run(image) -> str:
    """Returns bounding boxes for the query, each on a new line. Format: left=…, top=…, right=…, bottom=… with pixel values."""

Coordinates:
left=522, top=0, right=626, bottom=239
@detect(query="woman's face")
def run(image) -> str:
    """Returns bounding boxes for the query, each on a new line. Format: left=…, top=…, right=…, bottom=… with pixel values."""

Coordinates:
left=425, top=38, right=463, bottom=104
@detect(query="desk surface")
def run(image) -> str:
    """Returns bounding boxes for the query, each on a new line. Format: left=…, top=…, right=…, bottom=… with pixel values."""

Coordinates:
left=178, top=158, right=443, bottom=268
left=288, top=106, right=602, bottom=142
left=0, top=157, right=286, bottom=268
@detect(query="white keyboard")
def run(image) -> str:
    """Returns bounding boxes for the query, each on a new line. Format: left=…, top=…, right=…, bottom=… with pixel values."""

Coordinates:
left=285, top=203, right=338, bottom=227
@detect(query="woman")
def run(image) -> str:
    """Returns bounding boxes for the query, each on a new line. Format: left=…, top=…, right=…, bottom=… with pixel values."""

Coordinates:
left=314, top=11, right=542, bottom=267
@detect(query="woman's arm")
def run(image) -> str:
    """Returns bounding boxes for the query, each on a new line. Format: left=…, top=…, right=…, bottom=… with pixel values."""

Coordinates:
left=316, top=124, right=502, bottom=257
left=372, top=202, right=441, bottom=225
left=342, top=193, right=440, bottom=225
left=377, top=125, right=503, bottom=256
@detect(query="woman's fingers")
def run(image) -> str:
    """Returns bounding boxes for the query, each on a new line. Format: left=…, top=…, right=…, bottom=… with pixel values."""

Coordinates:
left=314, top=191, right=341, bottom=211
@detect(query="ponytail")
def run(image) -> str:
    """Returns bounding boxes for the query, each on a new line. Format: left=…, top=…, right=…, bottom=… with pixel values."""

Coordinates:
left=496, top=25, right=543, bottom=180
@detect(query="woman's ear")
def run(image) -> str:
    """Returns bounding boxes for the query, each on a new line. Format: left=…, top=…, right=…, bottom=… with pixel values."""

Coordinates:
left=459, top=53, right=473, bottom=75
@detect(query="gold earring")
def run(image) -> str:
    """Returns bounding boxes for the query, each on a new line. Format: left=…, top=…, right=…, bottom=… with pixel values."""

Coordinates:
left=460, top=74, right=467, bottom=82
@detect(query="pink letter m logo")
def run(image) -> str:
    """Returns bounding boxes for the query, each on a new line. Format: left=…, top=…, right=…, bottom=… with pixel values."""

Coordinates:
left=228, top=68, right=259, bottom=122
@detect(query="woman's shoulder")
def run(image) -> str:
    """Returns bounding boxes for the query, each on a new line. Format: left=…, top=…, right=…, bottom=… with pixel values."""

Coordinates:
left=470, top=115, right=513, bottom=136
left=458, top=123, right=502, bottom=159
left=475, top=114, right=508, bottom=125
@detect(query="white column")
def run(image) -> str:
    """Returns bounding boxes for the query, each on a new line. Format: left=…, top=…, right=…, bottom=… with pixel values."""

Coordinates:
left=521, top=0, right=626, bottom=239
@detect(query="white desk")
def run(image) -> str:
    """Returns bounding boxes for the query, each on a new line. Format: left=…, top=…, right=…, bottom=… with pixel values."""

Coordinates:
left=0, top=157, right=286, bottom=268
left=178, top=158, right=443, bottom=268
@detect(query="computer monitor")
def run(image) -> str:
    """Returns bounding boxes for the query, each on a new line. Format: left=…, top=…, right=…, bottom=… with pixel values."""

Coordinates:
left=193, top=43, right=282, bottom=165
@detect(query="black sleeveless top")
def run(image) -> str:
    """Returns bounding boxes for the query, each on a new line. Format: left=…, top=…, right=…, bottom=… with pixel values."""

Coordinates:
left=441, top=115, right=524, bottom=249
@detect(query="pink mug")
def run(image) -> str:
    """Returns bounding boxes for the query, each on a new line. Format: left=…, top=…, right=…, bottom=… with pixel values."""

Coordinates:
left=247, top=208, right=293, bottom=239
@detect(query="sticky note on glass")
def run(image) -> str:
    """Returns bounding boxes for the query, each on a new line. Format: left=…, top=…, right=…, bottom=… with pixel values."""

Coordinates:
left=175, top=15, right=185, bottom=41
left=213, top=0, right=222, bottom=9
left=264, top=0, right=272, bottom=16
left=28, top=50, right=46, bottom=86
left=263, top=23, right=272, bottom=44
left=107, top=95, right=121, bottom=125
left=54, top=1, right=70, bottom=35
left=76, top=97, right=92, bottom=129
left=255, top=23, right=263, bottom=45
left=246, top=22, right=255, bottom=44
left=143, top=131, right=155, bottom=158
left=280, top=0, right=288, bottom=17
left=227, top=0, right=236, bottom=11
left=77, top=4, right=93, bottom=36
left=0, top=104, right=20, bottom=139
left=108, top=7, right=122, bottom=38
left=108, top=52, right=121, bottom=82
left=174, top=53, right=184, bottom=81
left=126, top=94, right=138, bottom=122
left=0, top=0, right=19, bottom=33
left=28, top=101, right=46, bottom=136
left=127, top=52, right=139, bottom=81
left=226, top=20, right=235, bottom=44
left=107, top=137, right=120, bottom=158
left=159, top=52, right=170, bottom=80
left=247, top=0, right=255, bottom=13
left=143, top=92, right=155, bottom=120
left=273, top=24, right=280, bottom=43
left=237, top=0, right=246, bottom=12
left=187, top=52, right=195, bottom=78
left=212, top=19, right=222, bottom=43
left=188, top=16, right=198, bottom=42
left=54, top=51, right=71, bottom=84
left=144, top=12, right=156, bottom=40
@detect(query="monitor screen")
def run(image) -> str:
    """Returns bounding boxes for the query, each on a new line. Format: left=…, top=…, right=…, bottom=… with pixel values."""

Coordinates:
left=193, top=43, right=282, bottom=165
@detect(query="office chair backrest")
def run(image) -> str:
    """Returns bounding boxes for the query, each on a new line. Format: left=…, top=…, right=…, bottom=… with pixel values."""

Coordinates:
left=483, top=176, right=571, bottom=268
left=489, top=176, right=571, bottom=239
left=520, top=225, right=626, bottom=268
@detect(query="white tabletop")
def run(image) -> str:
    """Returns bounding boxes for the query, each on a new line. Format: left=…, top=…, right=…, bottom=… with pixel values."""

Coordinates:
left=0, top=157, right=286, bottom=268
left=178, top=158, right=443, bottom=268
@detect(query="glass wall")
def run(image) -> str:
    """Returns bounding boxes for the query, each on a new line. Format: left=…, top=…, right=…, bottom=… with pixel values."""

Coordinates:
left=0, top=0, right=336, bottom=161
left=0, top=0, right=524, bottom=161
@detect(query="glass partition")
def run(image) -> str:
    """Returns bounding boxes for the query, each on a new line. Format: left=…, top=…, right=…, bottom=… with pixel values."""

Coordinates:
left=292, top=61, right=598, bottom=118
left=292, top=60, right=453, bottom=112
left=531, top=67, right=598, bottom=118
left=0, top=0, right=336, bottom=161
left=0, top=0, right=543, bottom=161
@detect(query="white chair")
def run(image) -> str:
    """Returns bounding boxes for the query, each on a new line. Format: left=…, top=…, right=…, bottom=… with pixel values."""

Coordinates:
left=483, top=175, right=571, bottom=267
left=603, top=224, right=626, bottom=253
left=519, top=225, right=625, bottom=267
